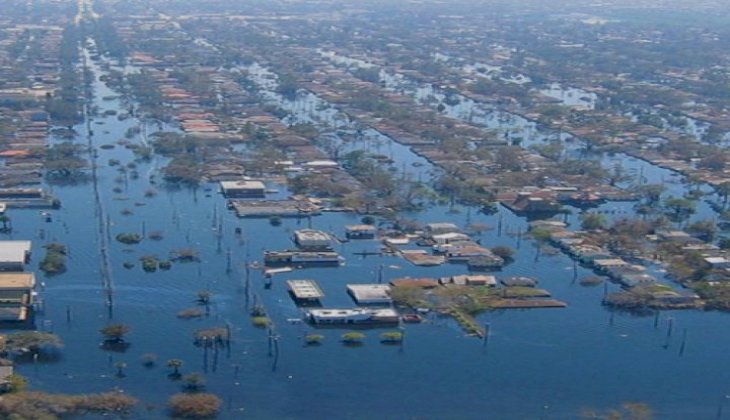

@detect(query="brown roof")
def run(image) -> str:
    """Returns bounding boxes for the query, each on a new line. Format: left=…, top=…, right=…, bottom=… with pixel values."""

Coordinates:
left=390, top=278, right=439, bottom=288
left=0, top=272, right=35, bottom=289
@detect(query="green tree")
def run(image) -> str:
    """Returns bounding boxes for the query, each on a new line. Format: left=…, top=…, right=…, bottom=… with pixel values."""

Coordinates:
left=167, top=359, right=184, bottom=376
left=100, top=324, right=131, bottom=343
left=717, top=182, right=730, bottom=208
left=304, top=334, right=324, bottom=345
left=638, top=184, right=666, bottom=206
left=341, top=332, right=366, bottom=344
left=581, top=213, right=607, bottom=231
left=4, top=331, right=63, bottom=355
left=718, top=237, right=730, bottom=250
left=663, top=196, right=696, bottom=222
left=44, top=142, right=87, bottom=178
left=168, top=393, right=221, bottom=419
left=181, top=373, right=206, bottom=392
left=6, top=373, right=28, bottom=393
left=687, top=219, right=717, bottom=242
left=491, top=246, right=515, bottom=260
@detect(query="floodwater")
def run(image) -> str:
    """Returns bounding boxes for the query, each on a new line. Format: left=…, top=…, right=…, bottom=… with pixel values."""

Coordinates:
left=6, top=46, right=730, bottom=420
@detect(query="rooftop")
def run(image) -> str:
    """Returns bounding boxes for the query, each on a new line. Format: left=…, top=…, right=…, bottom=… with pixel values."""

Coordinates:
left=425, top=222, right=459, bottom=231
left=347, top=284, right=392, bottom=303
left=0, top=241, right=31, bottom=264
left=220, top=180, right=266, bottom=190
left=294, top=229, right=331, bottom=242
left=0, top=272, right=35, bottom=289
left=345, top=224, right=377, bottom=232
left=390, top=278, right=439, bottom=288
left=450, top=275, right=497, bottom=286
left=287, top=279, right=324, bottom=300
left=593, top=258, right=629, bottom=267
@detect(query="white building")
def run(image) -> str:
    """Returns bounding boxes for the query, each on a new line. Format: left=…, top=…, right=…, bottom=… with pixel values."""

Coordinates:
left=347, top=284, right=392, bottom=304
left=293, top=229, right=332, bottom=249
left=0, top=241, right=31, bottom=272
left=431, top=232, right=470, bottom=245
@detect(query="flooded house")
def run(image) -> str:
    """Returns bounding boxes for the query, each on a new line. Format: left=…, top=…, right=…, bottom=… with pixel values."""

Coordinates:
left=345, top=224, right=377, bottom=239
left=0, top=241, right=31, bottom=272
left=293, top=229, right=332, bottom=250
left=431, top=232, right=471, bottom=246
left=0, top=272, right=36, bottom=323
left=444, top=274, right=497, bottom=287
left=424, top=222, right=460, bottom=236
left=502, top=191, right=561, bottom=215
left=287, top=279, right=325, bottom=305
left=347, top=284, right=392, bottom=305
left=220, top=180, right=266, bottom=198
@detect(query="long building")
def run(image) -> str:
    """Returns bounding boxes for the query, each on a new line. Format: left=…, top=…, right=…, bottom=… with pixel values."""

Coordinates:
left=306, top=308, right=399, bottom=325
left=347, top=284, right=392, bottom=304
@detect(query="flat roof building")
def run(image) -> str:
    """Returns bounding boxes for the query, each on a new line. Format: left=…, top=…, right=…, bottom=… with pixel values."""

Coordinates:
left=307, top=307, right=399, bottom=324
left=287, top=279, right=324, bottom=304
left=347, top=284, right=392, bottom=304
left=294, top=229, right=332, bottom=249
left=220, top=180, right=266, bottom=198
left=448, top=275, right=497, bottom=287
left=0, top=241, right=31, bottom=272
left=345, top=224, right=377, bottom=239
left=431, top=232, right=470, bottom=245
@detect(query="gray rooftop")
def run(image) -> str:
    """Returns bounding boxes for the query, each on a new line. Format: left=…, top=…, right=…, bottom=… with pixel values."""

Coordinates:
left=0, top=241, right=31, bottom=264
left=287, top=279, right=324, bottom=300
left=347, top=284, right=392, bottom=303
